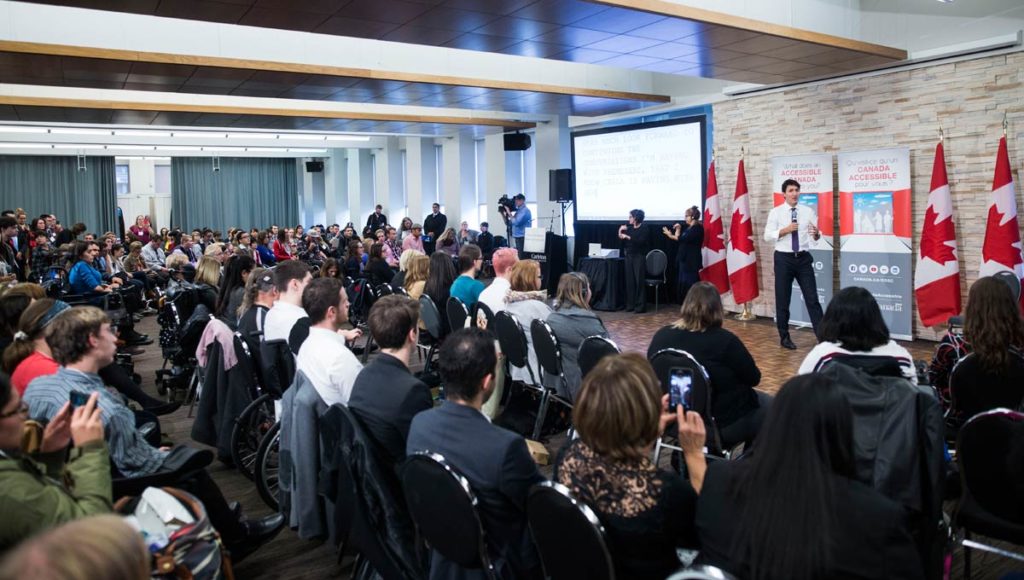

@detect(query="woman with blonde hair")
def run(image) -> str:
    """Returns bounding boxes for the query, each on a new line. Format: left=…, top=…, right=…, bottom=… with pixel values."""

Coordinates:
left=193, top=256, right=220, bottom=312
left=435, top=227, right=460, bottom=258
left=504, top=259, right=551, bottom=384
left=546, top=272, right=610, bottom=401
left=555, top=353, right=706, bottom=580
left=404, top=254, right=430, bottom=301
left=647, top=281, right=766, bottom=448
left=392, top=248, right=424, bottom=288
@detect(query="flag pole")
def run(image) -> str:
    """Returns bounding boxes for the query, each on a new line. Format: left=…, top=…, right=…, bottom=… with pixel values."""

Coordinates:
left=735, top=145, right=756, bottom=321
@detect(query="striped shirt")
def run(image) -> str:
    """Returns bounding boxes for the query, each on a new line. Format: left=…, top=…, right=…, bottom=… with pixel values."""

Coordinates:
left=24, top=368, right=168, bottom=477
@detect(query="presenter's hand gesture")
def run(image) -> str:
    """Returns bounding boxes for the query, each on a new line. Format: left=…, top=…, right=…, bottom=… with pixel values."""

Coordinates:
left=781, top=222, right=799, bottom=236
left=662, top=226, right=671, bottom=236
left=808, top=223, right=820, bottom=238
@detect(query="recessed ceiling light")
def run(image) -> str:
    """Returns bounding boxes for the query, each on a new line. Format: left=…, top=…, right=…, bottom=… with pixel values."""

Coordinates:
left=227, top=133, right=277, bottom=139
left=0, top=142, right=52, bottom=148
left=113, top=130, right=172, bottom=137
left=202, top=146, right=247, bottom=152
left=325, top=135, right=371, bottom=142
left=156, top=146, right=202, bottom=151
left=49, top=128, right=112, bottom=136
left=172, top=132, right=227, bottom=139
left=288, top=148, right=328, bottom=154
left=0, top=126, right=49, bottom=134
left=277, top=134, right=327, bottom=141
left=52, top=143, right=104, bottom=149
left=248, top=147, right=288, bottom=152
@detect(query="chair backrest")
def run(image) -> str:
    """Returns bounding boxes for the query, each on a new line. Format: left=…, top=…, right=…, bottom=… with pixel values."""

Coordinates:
left=392, top=285, right=409, bottom=297
left=494, top=311, right=530, bottom=370
left=401, top=452, right=492, bottom=572
left=473, top=301, right=495, bottom=331
left=419, top=294, right=445, bottom=341
left=577, top=336, right=620, bottom=380
left=446, top=296, right=469, bottom=331
left=645, top=249, right=668, bottom=279
left=259, top=339, right=295, bottom=397
left=665, top=565, right=739, bottom=580
left=233, top=331, right=263, bottom=396
left=378, top=283, right=394, bottom=297
left=816, top=354, right=906, bottom=378
left=949, top=351, right=1024, bottom=422
left=956, top=408, right=1024, bottom=522
left=527, top=482, right=614, bottom=580
left=648, top=348, right=713, bottom=418
left=530, top=319, right=564, bottom=378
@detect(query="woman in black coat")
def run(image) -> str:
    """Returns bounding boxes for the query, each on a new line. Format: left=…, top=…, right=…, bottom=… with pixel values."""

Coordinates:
left=663, top=205, right=703, bottom=304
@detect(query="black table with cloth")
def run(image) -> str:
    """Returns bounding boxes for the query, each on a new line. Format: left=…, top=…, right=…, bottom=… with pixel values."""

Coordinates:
left=577, top=257, right=626, bottom=311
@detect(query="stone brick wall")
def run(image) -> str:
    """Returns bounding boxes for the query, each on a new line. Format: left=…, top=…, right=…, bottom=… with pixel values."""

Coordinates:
left=711, top=50, right=1024, bottom=341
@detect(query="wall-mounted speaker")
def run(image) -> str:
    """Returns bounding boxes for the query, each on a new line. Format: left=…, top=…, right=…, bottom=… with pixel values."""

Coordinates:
left=503, top=133, right=531, bottom=151
left=305, top=160, right=324, bottom=172
left=549, top=168, right=573, bottom=202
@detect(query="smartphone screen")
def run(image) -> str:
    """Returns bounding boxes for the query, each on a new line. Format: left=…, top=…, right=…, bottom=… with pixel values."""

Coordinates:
left=669, top=368, right=693, bottom=410
left=69, top=390, right=90, bottom=408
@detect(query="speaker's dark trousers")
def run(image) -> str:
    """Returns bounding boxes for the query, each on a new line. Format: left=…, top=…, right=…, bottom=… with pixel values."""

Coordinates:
left=773, top=250, right=823, bottom=339
left=624, top=252, right=646, bottom=313
left=514, top=236, right=524, bottom=253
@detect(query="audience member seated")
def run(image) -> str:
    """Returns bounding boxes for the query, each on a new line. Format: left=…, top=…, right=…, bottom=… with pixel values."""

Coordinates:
left=505, top=259, right=552, bottom=385
left=364, top=243, right=395, bottom=286
left=404, top=254, right=430, bottom=301
left=647, top=282, right=767, bottom=449
left=193, top=256, right=221, bottom=313
left=349, top=295, right=432, bottom=468
left=254, top=231, right=276, bottom=267
left=477, top=248, right=518, bottom=315
left=423, top=252, right=457, bottom=323
left=263, top=260, right=312, bottom=348
left=384, top=227, right=402, bottom=267
left=0, top=376, right=110, bottom=550
left=476, top=222, right=495, bottom=259
left=449, top=244, right=484, bottom=309
left=407, top=327, right=544, bottom=579
left=22, top=307, right=284, bottom=560
left=401, top=223, right=425, bottom=254
left=799, top=286, right=916, bottom=382
left=215, top=255, right=255, bottom=328
left=69, top=241, right=121, bottom=300
left=436, top=227, right=460, bottom=258
left=236, top=267, right=276, bottom=344
left=928, top=276, right=1024, bottom=412
left=272, top=229, right=293, bottom=262
left=0, top=514, right=151, bottom=579
left=320, top=258, right=341, bottom=280
left=695, top=374, right=924, bottom=580
left=555, top=353, right=706, bottom=580
left=546, top=272, right=609, bottom=401
left=344, top=240, right=365, bottom=279
left=457, top=221, right=478, bottom=246
left=0, top=290, right=36, bottom=352
left=295, top=278, right=363, bottom=406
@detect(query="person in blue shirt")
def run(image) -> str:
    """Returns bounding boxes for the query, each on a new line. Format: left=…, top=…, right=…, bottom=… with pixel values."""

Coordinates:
left=449, top=244, right=485, bottom=310
left=509, top=193, right=532, bottom=252
left=68, top=241, right=118, bottom=301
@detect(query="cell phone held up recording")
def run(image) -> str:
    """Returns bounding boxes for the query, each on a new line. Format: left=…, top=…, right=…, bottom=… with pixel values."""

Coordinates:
left=69, top=390, right=91, bottom=409
left=668, top=368, right=693, bottom=411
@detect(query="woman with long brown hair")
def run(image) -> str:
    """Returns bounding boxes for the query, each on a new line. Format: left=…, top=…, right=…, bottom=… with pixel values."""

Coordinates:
left=928, top=276, right=1024, bottom=410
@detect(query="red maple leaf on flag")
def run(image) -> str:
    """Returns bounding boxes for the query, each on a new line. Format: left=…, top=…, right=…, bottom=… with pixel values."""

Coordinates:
left=730, top=207, right=755, bottom=254
left=919, top=205, right=956, bottom=264
left=982, top=205, right=1024, bottom=268
left=703, top=214, right=726, bottom=252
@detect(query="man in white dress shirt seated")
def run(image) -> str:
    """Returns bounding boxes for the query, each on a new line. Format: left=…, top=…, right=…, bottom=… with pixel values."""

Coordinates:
left=477, top=247, right=519, bottom=316
left=295, top=277, right=364, bottom=406
left=263, top=260, right=312, bottom=350
left=762, top=178, right=824, bottom=350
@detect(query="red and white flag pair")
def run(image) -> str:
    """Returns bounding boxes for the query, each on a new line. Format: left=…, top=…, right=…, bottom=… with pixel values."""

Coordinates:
left=701, top=158, right=760, bottom=304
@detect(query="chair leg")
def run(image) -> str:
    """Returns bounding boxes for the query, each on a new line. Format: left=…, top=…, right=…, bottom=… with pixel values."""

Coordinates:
left=532, top=389, right=550, bottom=440
left=963, top=529, right=971, bottom=580
left=652, top=438, right=663, bottom=464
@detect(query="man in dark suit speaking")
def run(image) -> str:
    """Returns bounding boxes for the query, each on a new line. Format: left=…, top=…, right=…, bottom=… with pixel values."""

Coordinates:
left=407, top=327, right=544, bottom=580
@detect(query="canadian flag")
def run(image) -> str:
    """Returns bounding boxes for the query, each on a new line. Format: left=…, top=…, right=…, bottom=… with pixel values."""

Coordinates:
left=914, top=141, right=961, bottom=327
left=701, top=159, right=730, bottom=293
left=727, top=158, right=759, bottom=304
left=980, top=135, right=1024, bottom=308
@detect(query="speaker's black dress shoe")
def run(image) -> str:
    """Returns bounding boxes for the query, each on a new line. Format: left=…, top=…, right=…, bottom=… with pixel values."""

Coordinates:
left=780, top=337, right=797, bottom=350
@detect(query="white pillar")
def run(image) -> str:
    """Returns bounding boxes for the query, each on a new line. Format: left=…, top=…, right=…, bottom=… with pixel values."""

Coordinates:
left=484, top=133, right=506, bottom=233
left=347, top=148, right=374, bottom=230
left=374, top=137, right=404, bottom=222
left=404, top=137, right=436, bottom=226
left=441, top=133, right=475, bottom=229
left=324, top=149, right=348, bottom=226
left=533, top=117, right=572, bottom=236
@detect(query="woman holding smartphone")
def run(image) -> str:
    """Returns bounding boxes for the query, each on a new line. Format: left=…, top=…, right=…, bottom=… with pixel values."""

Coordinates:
left=647, top=282, right=768, bottom=449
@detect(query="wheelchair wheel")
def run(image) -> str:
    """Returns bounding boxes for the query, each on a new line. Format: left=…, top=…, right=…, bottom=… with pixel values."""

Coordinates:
left=230, top=394, right=276, bottom=481
left=254, top=421, right=281, bottom=511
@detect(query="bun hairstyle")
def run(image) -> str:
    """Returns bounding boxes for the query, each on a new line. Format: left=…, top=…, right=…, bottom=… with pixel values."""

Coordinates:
left=687, top=206, right=702, bottom=223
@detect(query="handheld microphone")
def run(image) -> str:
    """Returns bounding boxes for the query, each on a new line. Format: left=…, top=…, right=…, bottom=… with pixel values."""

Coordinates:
left=790, top=207, right=798, bottom=224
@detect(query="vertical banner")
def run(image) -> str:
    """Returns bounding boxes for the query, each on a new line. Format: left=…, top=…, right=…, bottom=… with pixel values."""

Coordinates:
left=770, top=154, right=834, bottom=328
left=838, top=148, right=913, bottom=339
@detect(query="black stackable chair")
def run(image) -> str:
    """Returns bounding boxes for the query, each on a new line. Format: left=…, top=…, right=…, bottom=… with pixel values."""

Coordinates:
left=473, top=301, right=495, bottom=332
left=418, top=295, right=445, bottom=374
left=494, top=311, right=546, bottom=439
left=446, top=296, right=469, bottom=332
left=953, top=408, right=1024, bottom=579
left=527, top=482, right=614, bottom=580
left=577, top=336, right=621, bottom=380
left=644, top=249, right=668, bottom=312
left=947, top=351, right=1024, bottom=431
left=259, top=339, right=295, bottom=398
left=648, top=348, right=724, bottom=460
left=529, top=319, right=575, bottom=436
left=402, top=452, right=496, bottom=580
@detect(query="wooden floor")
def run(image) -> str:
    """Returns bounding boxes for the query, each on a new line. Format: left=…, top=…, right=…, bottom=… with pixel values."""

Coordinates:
left=133, top=307, right=1020, bottom=579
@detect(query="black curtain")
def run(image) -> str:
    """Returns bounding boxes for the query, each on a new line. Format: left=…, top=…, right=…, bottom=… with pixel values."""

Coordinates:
left=573, top=220, right=684, bottom=304
left=0, top=155, right=117, bottom=234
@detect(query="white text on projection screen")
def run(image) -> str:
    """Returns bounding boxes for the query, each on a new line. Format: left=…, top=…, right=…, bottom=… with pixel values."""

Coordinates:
left=573, top=121, right=703, bottom=222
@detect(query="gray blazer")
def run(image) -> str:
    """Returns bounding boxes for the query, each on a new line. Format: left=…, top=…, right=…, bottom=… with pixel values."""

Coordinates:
left=546, top=306, right=609, bottom=401
left=279, top=371, right=333, bottom=541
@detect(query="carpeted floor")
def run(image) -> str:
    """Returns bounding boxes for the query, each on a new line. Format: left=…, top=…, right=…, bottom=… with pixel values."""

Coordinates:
left=131, top=306, right=1017, bottom=579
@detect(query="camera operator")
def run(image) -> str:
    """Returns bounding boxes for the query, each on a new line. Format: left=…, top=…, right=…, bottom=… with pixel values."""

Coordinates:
left=501, top=194, right=532, bottom=253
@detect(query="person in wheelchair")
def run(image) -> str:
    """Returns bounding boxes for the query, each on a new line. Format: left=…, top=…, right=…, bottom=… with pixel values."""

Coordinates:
left=23, top=306, right=284, bottom=561
left=798, top=286, right=917, bottom=383
left=67, top=241, right=149, bottom=346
